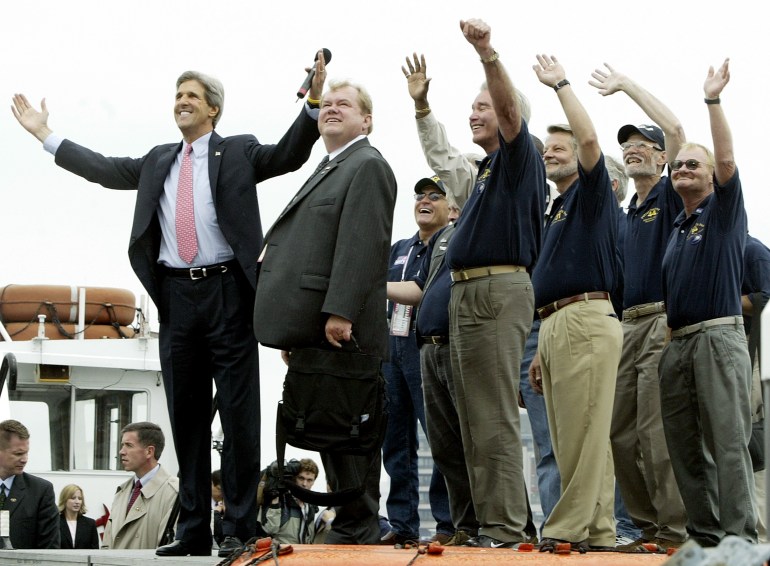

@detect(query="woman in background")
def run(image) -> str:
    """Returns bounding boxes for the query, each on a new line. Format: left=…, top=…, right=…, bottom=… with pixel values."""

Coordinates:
left=58, top=484, right=99, bottom=549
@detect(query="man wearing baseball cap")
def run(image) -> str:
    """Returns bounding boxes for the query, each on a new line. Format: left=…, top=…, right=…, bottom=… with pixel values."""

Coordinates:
left=589, top=65, right=687, bottom=551
left=380, top=175, right=452, bottom=546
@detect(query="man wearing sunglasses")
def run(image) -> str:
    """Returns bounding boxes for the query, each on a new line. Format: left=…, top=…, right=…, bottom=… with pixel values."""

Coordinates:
left=380, top=176, right=452, bottom=547
left=589, top=66, right=687, bottom=552
left=658, top=59, right=757, bottom=546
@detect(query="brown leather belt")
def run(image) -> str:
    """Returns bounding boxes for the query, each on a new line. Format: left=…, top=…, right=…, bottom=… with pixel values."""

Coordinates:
left=670, top=315, right=743, bottom=338
left=450, top=265, right=526, bottom=283
left=537, top=291, right=611, bottom=320
left=622, top=301, right=665, bottom=322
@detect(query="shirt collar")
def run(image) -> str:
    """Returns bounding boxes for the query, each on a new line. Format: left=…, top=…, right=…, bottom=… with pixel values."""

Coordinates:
left=135, top=463, right=161, bottom=487
left=328, top=135, right=366, bottom=161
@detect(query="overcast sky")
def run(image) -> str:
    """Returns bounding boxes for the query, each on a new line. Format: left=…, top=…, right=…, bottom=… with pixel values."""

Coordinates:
left=3, top=0, right=768, bottom=468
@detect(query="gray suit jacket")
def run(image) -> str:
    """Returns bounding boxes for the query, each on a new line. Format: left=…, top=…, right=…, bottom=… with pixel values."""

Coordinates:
left=254, top=138, right=396, bottom=359
left=1, top=472, right=59, bottom=549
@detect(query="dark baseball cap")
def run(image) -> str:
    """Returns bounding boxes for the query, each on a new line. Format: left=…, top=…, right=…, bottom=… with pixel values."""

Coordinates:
left=414, top=175, right=447, bottom=194
left=617, top=124, right=665, bottom=150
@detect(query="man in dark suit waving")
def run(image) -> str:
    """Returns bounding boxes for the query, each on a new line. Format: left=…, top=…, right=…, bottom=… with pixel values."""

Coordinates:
left=0, top=420, right=59, bottom=549
left=254, top=79, right=397, bottom=543
left=12, top=58, right=325, bottom=557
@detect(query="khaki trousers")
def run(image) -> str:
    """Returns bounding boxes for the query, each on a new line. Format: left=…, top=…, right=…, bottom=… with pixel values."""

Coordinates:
left=539, top=298, right=622, bottom=546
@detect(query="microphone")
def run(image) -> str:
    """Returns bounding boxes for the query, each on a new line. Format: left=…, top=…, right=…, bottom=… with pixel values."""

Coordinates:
left=297, top=48, right=332, bottom=101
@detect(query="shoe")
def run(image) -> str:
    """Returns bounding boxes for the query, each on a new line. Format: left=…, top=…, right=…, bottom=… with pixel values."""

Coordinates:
left=616, top=536, right=648, bottom=551
left=380, top=530, right=419, bottom=548
left=155, top=540, right=212, bottom=557
left=651, top=537, right=684, bottom=551
left=421, top=532, right=452, bottom=545
left=217, top=536, right=244, bottom=558
left=615, top=534, right=637, bottom=546
left=539, top=537, right=588, bottom=554
left=462, top=534, right=521, bottom=548
left=444, top=530, right=472, bottom=546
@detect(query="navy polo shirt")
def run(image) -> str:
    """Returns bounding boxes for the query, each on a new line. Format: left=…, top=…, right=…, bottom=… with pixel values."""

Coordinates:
left=445, top=120, right=544, bottom=269
left=413, top=226, right=455, bottom=337
left=387, top=233, right=427, bottom=322
left=662, top=171, right=746, bottom=330
left=741, top=235, right=770, bottom=335
left=532, top=155, right=618, bottom=309
left=623, top=176, right=683, bottom=308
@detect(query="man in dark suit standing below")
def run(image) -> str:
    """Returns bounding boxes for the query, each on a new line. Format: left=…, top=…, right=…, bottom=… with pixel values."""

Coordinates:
left=11, top=57, right=325, bottom=557
left=0, top=420, right=59, bottom=549
left=254, top=79, right=397, bottom=544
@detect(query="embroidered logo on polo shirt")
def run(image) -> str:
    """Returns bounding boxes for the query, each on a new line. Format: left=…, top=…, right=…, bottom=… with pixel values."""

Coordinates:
left=476, top=168, right=491, bottom=193
left=687, top=222, right=705, bottom=244
left=641, top=208, right=660, bottom=223
left=551, top=209, right=567, bottom=224
left=394, top=255, right=408, bottom=266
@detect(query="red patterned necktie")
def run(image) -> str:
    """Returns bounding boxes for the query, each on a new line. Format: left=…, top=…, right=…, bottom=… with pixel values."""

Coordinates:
left=126, top=479, right=142, bottom=514
left=176, top=143, right=198, bottom=264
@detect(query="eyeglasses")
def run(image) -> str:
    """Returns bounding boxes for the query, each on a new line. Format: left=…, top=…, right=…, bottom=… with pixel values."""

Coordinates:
left=413, top=192, right=445, bottom=202
left=671, top=159, right=704, bottom=171
left=620, top=141, right=663, bottom=152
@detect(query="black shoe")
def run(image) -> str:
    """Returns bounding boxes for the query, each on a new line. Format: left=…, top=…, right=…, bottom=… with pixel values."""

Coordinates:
left=155, top=540, right=211, bottom=557
left=463, top=534, right=521, bottom=548
left=218, top=536, right=244, bottom=558
left=379, top=530, right=419, bottom=548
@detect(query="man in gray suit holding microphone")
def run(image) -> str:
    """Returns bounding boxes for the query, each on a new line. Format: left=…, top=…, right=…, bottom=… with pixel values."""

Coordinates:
left=254, top=79, right=396, bottom=544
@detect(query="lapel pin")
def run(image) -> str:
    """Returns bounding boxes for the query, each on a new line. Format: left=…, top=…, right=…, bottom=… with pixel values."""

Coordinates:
left=215, top=151, right=221, bottom=156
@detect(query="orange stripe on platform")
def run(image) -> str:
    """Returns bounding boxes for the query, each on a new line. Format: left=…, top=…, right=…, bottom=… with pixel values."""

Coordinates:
left=258, top=544, right=672, bottom=565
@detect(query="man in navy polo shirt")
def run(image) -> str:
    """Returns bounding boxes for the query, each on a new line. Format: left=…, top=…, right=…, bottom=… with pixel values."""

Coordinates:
left=441, top=19, right=544, bottom=548
left=381, top=176, right=452, bottom=546
left=529, top=54, right=622, bottom=553
left=589, top=66, right=687, bottom=551
left=659, top=58, right=756, bottom=546
left=401, top=49, right=559, bottom=536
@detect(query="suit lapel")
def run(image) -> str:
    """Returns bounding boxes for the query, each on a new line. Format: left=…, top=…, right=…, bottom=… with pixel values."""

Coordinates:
left=153, top=144, right=179, bottom=200
left=208, top=132, right=225, bottom=203
left=272, top=138, right=371, bottom=227
left=7, top=473, right=26, bottom=517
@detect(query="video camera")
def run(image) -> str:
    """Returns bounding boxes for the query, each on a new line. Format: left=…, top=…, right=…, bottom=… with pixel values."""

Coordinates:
left=257, top=459, right=301, bottom=505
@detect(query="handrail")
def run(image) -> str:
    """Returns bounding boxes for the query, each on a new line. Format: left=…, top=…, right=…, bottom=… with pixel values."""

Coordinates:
left=0, top=353, right=17, bottom=394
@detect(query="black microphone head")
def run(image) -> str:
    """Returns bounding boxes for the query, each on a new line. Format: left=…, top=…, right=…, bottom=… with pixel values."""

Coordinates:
left=314, top=48, right=332, bottom=64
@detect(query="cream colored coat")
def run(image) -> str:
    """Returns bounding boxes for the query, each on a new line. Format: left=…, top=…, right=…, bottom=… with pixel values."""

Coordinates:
left=101, top=465, right=179, bottom=549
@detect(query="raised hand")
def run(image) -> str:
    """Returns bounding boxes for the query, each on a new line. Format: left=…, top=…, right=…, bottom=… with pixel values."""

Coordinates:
left=308, top=49, right=327, bottom=101
left=704, top=58, right=730, bottom=99
left=589, top=63, right=628, bottom=96
left=401, top=53, right=431, bottom=103
left=533, top=54, right=566, bottom=88
left=11, top=94, right=53, bottom=142
left=459, top=19, right=491, bottom=53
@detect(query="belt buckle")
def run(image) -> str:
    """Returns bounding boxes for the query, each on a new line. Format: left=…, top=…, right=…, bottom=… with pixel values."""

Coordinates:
left=189, top=267, right=205, bottom=280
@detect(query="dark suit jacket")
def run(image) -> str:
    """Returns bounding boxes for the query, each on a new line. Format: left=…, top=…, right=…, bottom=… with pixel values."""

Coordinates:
left=0, top=472, right=59, bottom=549
left=54, top=109, right=320, bottom=314
left=59, top=513, right=99, bottom=549
left=254, top=138, right=396, bottom=359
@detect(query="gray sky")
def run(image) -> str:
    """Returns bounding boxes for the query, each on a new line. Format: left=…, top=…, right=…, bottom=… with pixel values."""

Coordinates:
left=3, top=0, right=768, bottom=467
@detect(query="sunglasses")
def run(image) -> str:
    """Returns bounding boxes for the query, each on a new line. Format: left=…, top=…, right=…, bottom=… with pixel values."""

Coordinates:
left=620, top=141, right=663, bottom=152
left=413, top=192, right=445, bottom=202
left=671, top=159, right=705, bottom=171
